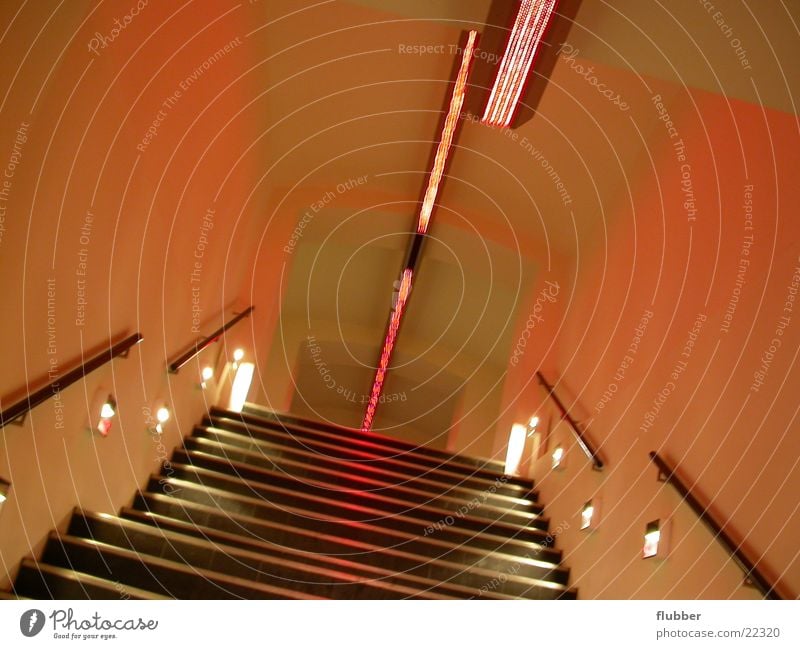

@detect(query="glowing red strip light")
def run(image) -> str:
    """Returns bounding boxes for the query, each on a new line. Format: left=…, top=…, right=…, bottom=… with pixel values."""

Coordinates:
left=482, top=0, right=558, bottom=128
left=361, top=269, right=413, bottom=431
left=416, top=30, right=478, bottom=234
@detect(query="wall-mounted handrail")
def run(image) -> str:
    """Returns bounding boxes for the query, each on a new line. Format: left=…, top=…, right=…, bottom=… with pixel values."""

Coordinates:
left=168, top=306, right=254, bottom=374
left=649, top=451, right=782, bottom=599
left=0, top=333, right=143, bottom=428
left=536, top=371, right=604, bottom=470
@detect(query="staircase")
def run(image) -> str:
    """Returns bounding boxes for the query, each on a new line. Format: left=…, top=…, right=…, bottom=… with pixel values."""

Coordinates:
left=9, top=404, right=576, bottom=599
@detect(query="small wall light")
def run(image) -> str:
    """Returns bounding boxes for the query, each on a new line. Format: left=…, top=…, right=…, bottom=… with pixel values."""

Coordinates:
left=580, top=499, right=598, bottom=531
left=643, top=518, right=670, bottom=559
left=96, top=395, right=117, bottom=437
left=0, top=477, right=10, bottom=504
left=527, top=416, right=540, bottom=436
left=155, top=405, right=171, bottom=434
left=551, top=446, right=565, bottom=470
left=232, top=348, right=245, bottom=369
left=200, top=365, right=214, bottom=389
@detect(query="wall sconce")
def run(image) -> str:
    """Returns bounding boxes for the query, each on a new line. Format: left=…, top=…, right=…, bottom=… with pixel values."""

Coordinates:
left=154, top=405, right=170, bottom=434
left=504, top=423, right=528, bottom=476
left=580, top=499, right=600, bottom=531
left=232, top=348, right=245, bottom=369
left=643, top=518, right=671, bottom=559
left=96, top=394, right=117, bottom=437
left=200, top=365, right=214, bottom=389
left=551, top=446, right=565, bottom=470
left=527, top=416, right=540, bottom=436
left=0, top=477, right=10, bottom=504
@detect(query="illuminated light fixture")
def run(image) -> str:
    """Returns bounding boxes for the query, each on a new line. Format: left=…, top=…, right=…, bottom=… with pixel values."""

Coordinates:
left=580, top=499, right=598, bottom=531
left=415, top=30, right=478, bottom=234
left=0, top=477, right=10, bottom=504
left=361, top=270, right=413, bottom=431
left=643, top=519, right=670, bottom=559
left=551, top=446, right=565, bottom=470
left=482, top=0, right=559, bottom=128
left=527, top=415, right=540, bottom=436
left=96, top=395, right=117, bottom=437
left=200, top=365, right=214, bottom=389
left=232, top=348, right=245, bottom=369
left=154, top=405, right=170, bottom=434
left=229, top=362, right=255, bottom=413
left=504, top=423, right=528, bottom=476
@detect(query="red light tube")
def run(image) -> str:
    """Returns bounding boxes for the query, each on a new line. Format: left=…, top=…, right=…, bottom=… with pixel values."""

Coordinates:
left=416, top=29, right=478, bottom=234
left=482, top=0, right=558, bottom=128
left=361, top=269, right=413, bottom=431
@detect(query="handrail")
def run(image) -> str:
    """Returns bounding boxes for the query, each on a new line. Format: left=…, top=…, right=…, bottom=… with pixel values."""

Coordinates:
left=649, top=451, right=782, bottom=599
left=0, top=333, right=143, bottom=428
left=536, top=371, right=604, bottom=470
left=168, top=306, right=254, bottom=374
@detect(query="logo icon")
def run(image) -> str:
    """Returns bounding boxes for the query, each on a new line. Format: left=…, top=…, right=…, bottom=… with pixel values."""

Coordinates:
left=20, top=609, right=45, bottom=637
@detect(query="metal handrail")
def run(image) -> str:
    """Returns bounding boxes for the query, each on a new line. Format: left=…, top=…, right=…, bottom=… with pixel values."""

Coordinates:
left=536, top=371, right=604, bottom=470
left=649, top=451, right=782, bottom=599
left=167, top=306, right=254, bottom=374
left=0, top=333, right=143, bottom=427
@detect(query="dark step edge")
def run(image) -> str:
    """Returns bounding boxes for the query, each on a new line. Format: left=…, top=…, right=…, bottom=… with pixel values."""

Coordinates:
left=15, top=559, right=168, bottom=600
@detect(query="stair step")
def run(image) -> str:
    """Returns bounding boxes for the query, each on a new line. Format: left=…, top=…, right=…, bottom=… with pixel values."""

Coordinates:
left=138, top=476, right=564, bottom=574
left=193, top=424, right=532, bottom=499
left=241, top=403, right=507, bottom=472
left=115, top=508, right=517, bottom=599
left=172, top=448, right=544, bottom=529
left=129, top=494, right=573, bottom=598
left=156, top=463, right=551, bottom=545
left=186, top=433, right=538, bottom=507
left=66, top=510, right=451, bottom=600
left=14, top=559, right=167, bottom=600
left=208, top=410, right=531, bottom=488
left=41, top=533, right=325, bottom=600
